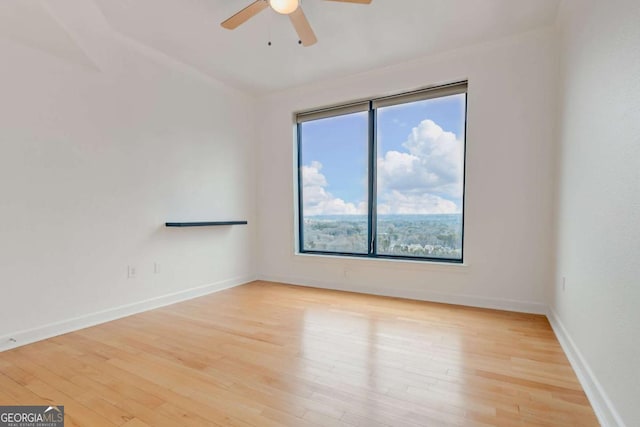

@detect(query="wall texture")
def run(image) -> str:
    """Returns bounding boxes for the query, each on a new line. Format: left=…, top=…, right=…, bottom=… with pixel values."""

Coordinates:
left=0, top=3, right=256, bottom=346
left=552, top=0, right=640, bottom=425
left=255, top=29, right=558, bottom=313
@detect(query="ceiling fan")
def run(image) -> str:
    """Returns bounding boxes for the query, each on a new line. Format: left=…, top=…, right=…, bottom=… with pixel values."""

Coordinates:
left=221, top=0, right=372, bottom=47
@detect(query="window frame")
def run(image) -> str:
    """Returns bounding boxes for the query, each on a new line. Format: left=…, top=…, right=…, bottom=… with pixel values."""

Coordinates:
left=296, top=81, right=468, bottom=264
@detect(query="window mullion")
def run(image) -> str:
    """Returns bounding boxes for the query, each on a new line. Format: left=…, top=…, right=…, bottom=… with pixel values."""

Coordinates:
left=367, top=102, right=377, bottom=256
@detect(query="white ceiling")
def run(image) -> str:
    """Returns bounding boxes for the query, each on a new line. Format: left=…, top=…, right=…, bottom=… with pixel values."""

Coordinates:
left=1, top=0, right=560, bottom=94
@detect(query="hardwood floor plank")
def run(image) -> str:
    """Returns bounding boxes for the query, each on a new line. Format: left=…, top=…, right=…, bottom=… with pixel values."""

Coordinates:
left=0, top=281, right=598, bottom=426
left=121, top=419, right=152, bottom=427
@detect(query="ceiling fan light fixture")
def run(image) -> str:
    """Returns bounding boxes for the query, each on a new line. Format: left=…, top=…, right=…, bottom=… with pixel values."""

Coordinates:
left=269, top=0, right=299, bottom=15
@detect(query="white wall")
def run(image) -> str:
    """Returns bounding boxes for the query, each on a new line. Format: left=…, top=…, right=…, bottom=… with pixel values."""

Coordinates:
left=0, top=4, right=256, bottom=347
left=552, top=0, right=640, bottom=425
left=255, top=29, right=557, bottom=313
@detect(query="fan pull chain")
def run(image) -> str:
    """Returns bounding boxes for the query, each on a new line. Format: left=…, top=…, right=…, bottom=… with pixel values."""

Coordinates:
left=298, top=0, right=302, bottom=45
left=268, top=5, right=273, bottom=46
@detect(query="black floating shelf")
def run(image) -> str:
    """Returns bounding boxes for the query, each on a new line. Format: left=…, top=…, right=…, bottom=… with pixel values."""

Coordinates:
left=165, top=221, right=248, bottom=227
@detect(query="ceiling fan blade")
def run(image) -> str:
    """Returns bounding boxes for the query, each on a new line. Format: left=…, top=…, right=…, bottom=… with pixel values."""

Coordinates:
left=289, top=6, right=317, bottom=47
left=221, top=0, right=269, bottom=30
left=324, top=0, right=372, bottom=3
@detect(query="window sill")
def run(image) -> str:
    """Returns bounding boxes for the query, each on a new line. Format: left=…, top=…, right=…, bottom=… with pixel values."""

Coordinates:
left=293, top=251, right=469, bottom=271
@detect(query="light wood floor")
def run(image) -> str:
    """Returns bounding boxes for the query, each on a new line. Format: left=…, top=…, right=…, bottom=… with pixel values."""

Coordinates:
left=0, top=281, right=598, bottom=426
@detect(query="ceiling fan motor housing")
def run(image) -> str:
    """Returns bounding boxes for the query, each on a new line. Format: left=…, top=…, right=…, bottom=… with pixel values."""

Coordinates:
left=269, top=0, right=300, bottom=15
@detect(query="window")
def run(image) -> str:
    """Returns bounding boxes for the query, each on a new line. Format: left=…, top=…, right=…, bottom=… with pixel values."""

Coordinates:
left=297, top=82, right=467, bottom=263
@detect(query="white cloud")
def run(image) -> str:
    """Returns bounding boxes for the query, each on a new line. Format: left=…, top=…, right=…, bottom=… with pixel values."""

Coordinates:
left=302, top=119, right=463, bottom=216
left=377, top=191, right=459, bottom=215
left=301, top=161, right=327, bottom=187
left=301, top=161, right=365, bottom=216
left=377, top=119, right=463, bottom=214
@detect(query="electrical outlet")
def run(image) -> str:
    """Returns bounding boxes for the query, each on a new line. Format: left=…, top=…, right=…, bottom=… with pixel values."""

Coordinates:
left=154, top=262, right=160, bottom=274
left=127, top=265, right=137, bottom=279
left=562, top=276, right=566, bottom=291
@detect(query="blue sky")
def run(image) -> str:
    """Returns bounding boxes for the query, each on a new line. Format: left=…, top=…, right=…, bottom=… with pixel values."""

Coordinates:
left=300, top=94, right=466, bottom=215
left=300, top=111, right=369, bottom=204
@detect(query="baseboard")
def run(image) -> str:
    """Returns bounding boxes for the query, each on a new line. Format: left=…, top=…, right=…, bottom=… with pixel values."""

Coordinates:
left=257, top=274, right=547, bottom=314
left=547, top=307, right=626, bottom=427
left=0, top=275, right=255, bottom=353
